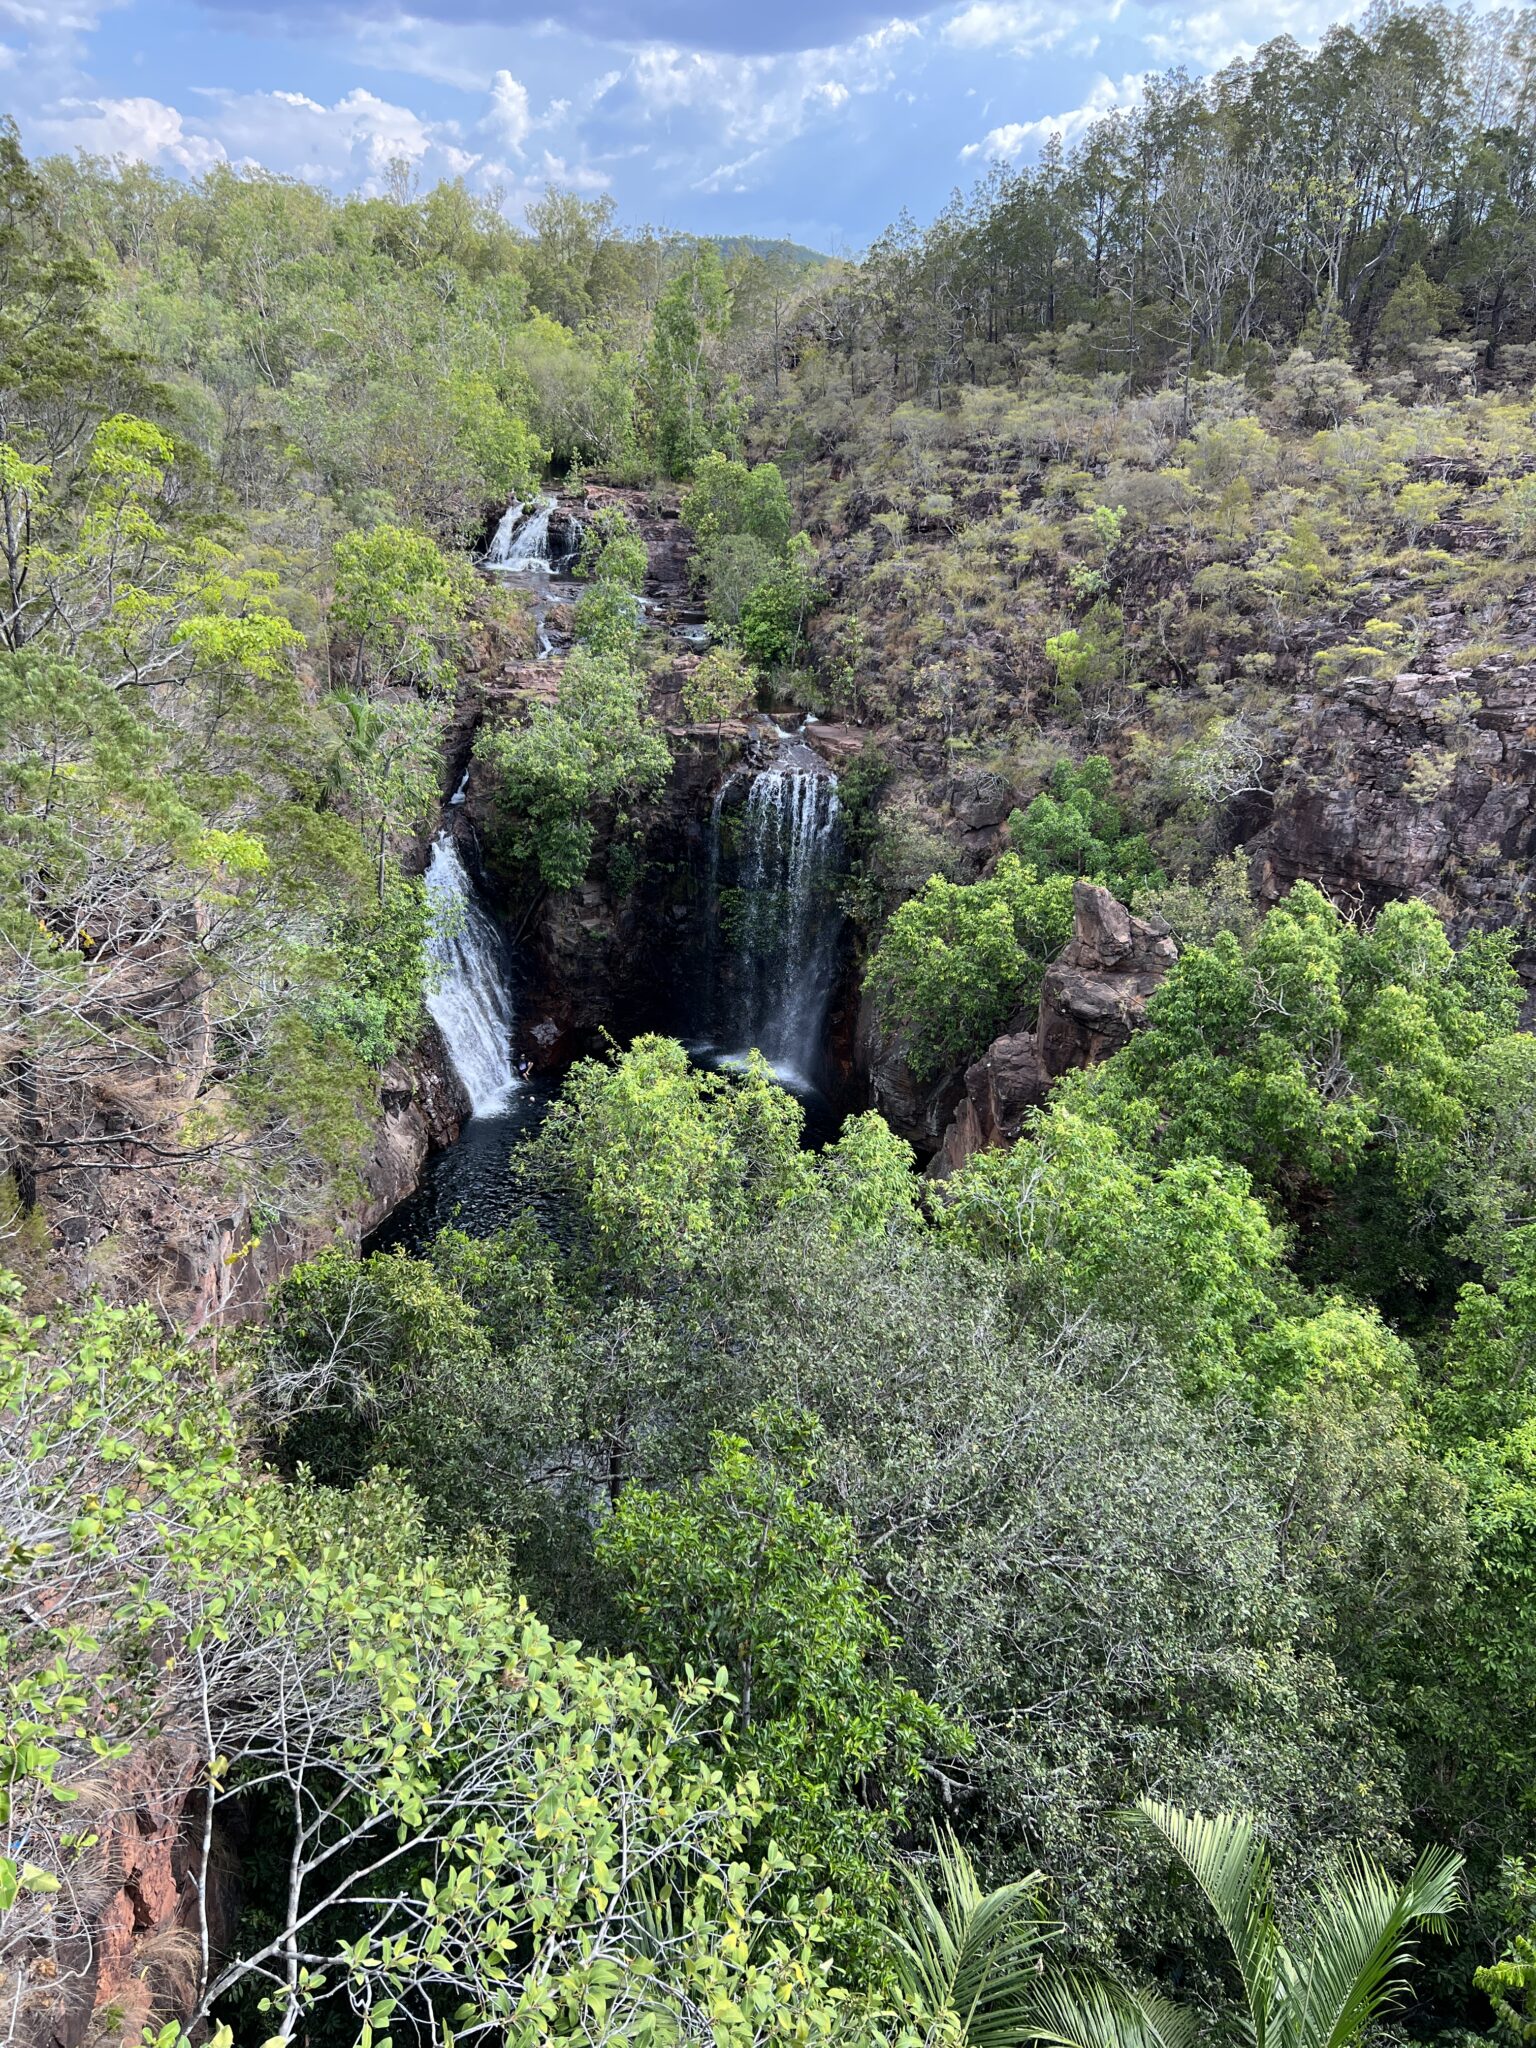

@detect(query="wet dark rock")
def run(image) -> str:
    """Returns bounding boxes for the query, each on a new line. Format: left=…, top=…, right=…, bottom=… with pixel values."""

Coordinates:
left=860, top=985, right=971, bottom=1153
left=546, top=506, right=584, bottom=572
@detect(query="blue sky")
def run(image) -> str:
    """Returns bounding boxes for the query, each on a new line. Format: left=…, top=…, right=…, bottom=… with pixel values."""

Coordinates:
left=0, top=0, right=1444, bottom=248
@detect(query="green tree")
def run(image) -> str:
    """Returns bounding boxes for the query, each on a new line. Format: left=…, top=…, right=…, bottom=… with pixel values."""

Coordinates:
left=575, top=501, right=648, bottom=589
left=889, top=1834, right=1058, bottom=2048
left=704, top=531, right=781, bottom=632
left=1073, top=887, right=1524, bottom=1288
left=301, top=878, right=431, bottom=1064
left=868, top=854, right=1076, bottom=1078
left=475, top=648, right=669, bottom=890
left=681, top=452, right=793, bottom=562
left=642, top=243, right=741, bottom=477
left=1375, top=262, right=1457, bottom=363
left=1007, top=757, right=1162, bottom=902
left=572, top=575, right=641, bottom=657
left=1478, top=1873, right=1536, bottom=2047
left=330, top=522, right=472, bottom=691
left=2, top=1282, right=879, bottom=2048
left=681, top=642, right=755, bottom=743
left=939, top=1102, right=1283, bottom=1399
left=522, top=1036, right=807, bottom=1288
left=322, top=686, right=443, bottom=902
left=739, top=536, right=825, bottom=670
left=596, top=1424, right=956, bottom=1927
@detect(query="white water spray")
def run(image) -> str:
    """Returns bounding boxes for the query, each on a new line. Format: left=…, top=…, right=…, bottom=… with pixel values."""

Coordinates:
left=710, top=726, right=842, bottom=1084
left=485, top=493, right=557, bottom=570
left=422, top=835, right=518, bottom=1116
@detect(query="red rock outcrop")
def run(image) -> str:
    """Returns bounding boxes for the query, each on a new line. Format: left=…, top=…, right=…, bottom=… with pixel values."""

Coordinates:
left=930, top=883, right=1176, bottom=1177
left=37, top=1030, right=467, bottom=1330
left=21, top=1741, right=241, bottom=2048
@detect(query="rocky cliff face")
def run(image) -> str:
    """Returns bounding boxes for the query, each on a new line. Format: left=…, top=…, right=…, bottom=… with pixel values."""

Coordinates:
left=1246, top=660, right=1536, bottom=1003
left=33, top=1029, right=467, bottom=1330
left=458, top=735, right=732, bottom=1067
left=928, top=884, right=1177, bottom=1177
left=22, top=1738, right=242, bottom=2048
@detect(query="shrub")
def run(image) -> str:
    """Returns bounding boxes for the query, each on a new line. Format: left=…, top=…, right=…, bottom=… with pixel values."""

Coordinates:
left=867, top=853, right=1076, bottom=1077
left=1008, top=755, right=1162, bottom=902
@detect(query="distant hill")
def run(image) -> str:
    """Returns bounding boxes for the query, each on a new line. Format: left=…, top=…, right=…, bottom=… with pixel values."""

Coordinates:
left=713, top=234, right=830, bottom=272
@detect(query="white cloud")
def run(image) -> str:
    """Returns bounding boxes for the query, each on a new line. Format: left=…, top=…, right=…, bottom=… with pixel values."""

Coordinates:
left=1141, top=0, right=1368, bottom=68
left=35, top=80, right=495, bottom=190
left=694, top=146, right=769, bottom=193
left=532, top=146, right=609, bottom=193
left=0, top=0, right=109, bottom=31
left=628, top=16, right=918, bottom=150
left=961, top=70, right=1144, bottom=158
left=35, top=92, right=226, bottom=169
left=210, top=84, right=442, bottom=178
left=943, top=2, right=1072, bottom=55
left=485, top=66, right=530, bottom=152
left=0, top=39, right=14, bottom=66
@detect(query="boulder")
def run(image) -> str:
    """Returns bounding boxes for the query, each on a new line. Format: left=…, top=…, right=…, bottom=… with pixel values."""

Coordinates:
left=929, top=1032, right=1048, bottom=1177
left=929, top=882, right=1176, bottom=1177
left=948, top=767, right=1012, bottom=835
left=1036, top=884, right=1177, bottom=1074
left=801, top=721, right=869, bottom=767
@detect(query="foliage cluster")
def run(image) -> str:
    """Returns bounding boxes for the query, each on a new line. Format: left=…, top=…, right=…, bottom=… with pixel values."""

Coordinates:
left=866, top=854, right=1077, bottom=1077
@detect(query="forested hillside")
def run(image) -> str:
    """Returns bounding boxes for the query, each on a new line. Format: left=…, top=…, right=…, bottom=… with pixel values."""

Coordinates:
left=7, top=6, right=1536, bottom=2045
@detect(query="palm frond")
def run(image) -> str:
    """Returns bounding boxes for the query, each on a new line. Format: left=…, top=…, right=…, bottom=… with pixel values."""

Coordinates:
left=890, top=1830, right=1060, bottom=2048
left=1024, top=1967, right=1204, bottom=2048
left=1134, top=1797, right=1278, bottom=2034
left=1277, top=1842, right=1463, bottom=2048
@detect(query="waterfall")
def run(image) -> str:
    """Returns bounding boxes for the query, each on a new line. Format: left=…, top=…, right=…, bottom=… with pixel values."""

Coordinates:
left=422, top=834, right=518, bottom=1117
left=711, top=727, right=842, bottom=1087
left=485, top=493, right=557, bottom=570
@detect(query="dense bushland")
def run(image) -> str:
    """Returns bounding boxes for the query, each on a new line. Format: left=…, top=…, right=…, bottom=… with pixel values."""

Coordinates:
left=10, top=9, right=1536, bottom=2041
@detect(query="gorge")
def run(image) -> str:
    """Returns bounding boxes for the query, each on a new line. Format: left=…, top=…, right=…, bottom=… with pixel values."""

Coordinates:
left=10, top=64, right=1536, bottom=2048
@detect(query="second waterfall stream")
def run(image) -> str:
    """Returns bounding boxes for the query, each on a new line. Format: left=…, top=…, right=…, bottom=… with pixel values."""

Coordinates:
left=421, top=834, right=518, bottom=1116
left=709, top=723, right=843, bottom=1090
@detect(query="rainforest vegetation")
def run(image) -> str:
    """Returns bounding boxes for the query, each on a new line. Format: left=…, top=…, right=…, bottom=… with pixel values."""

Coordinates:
left=9, top=5, right=1536, bottom=2044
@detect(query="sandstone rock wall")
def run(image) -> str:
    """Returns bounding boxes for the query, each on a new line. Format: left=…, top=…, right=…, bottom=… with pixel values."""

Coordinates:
left=1247, top=661, right=1536, bottom=1002
left=35, top=1028, right=467, bottom=1330
left=21, top=1741, right=241, bottom=2048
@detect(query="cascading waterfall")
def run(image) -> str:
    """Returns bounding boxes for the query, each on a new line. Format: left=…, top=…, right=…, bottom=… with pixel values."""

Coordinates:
left=710, top=726, right=842, bottom=1087
left=485, top=493, right=557, bottom=570
left=422, top=834, right=518, bottom=1116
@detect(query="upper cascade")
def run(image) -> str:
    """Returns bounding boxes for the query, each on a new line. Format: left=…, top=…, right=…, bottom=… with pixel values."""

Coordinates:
left=485, top=493, right=557, bottom=571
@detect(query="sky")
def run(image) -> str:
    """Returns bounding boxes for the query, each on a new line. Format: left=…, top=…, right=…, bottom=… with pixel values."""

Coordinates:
left=0, top=0, right=1459, bottom=250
